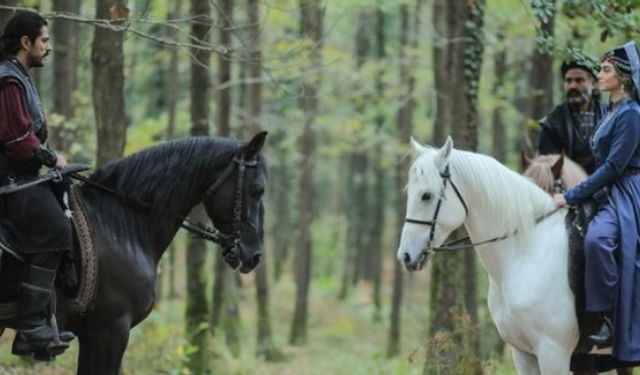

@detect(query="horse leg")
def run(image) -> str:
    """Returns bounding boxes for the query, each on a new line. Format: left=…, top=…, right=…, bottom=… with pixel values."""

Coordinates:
left=512, top=348, right=541, bottom=375
left=76, top=319, right=131, bottom=375
left=536, top=342, right=572, bottom=375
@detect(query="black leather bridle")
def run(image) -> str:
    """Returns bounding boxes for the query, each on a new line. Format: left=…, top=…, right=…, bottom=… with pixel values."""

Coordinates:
left=403, top=163, right=561, bottom=254
left=404, top=164, right=469, bottom=248
left=202, top=155, right=259, bottom=267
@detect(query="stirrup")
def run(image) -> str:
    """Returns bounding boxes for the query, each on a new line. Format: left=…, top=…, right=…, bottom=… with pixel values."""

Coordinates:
left=11, top=331, right=70, bottom=358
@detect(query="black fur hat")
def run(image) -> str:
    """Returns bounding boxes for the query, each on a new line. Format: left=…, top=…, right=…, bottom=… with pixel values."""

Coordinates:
left=561, top=60, right=597, bottom=79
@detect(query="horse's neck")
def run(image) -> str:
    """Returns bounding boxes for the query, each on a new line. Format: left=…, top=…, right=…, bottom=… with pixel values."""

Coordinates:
left=83, top=166, right=212, bottom=263
left=464, top=205, right=568, bottom=284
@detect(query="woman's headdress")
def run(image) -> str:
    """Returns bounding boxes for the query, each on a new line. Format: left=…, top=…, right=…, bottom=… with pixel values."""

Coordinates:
left=603, top=41, right=640, bottom=101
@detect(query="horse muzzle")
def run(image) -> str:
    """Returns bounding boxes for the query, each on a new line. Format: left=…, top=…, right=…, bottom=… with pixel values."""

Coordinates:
left=401, top=248, right=430, bottom=272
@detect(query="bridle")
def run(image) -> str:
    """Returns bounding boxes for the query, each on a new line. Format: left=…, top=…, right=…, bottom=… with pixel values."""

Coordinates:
left=404, top=164, right=560, bottom=253
left=404, top=164, right=468, bottom=251
left=71, top=153, right=261, bottom=267
left=201, top=155, right=259, bottom=267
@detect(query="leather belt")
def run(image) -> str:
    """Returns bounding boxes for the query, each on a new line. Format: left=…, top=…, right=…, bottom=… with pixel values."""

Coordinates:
left=624, top=167, right=640, bottom=176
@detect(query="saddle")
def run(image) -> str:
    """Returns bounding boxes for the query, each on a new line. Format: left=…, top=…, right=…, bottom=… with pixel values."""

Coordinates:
left=0, top=175, right=98, bottom=324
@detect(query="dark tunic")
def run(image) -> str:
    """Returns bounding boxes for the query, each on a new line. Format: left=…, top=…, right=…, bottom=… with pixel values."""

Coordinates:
left=0, top=59, right=71, bottom=254
left=538, top=99, right=607, bottom=174
left=565, top=98, right=640, bottom=361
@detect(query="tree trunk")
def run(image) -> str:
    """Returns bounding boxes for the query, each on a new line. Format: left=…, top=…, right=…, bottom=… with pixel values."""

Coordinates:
left=339, top=9, right=370, bottom=298
left=91, top=0, right=127, bottom=167
left=51, top=0, right=79, bottom=151
left=0, top=0, right=17, bottom=29
left=223, top=268, right=240, bottom=357
left=290, top=0, right=323, bottom=345
left=492, top=33, right=507, bottom=163
left=209, top=0, right=233, bottom=338
left=523, top=0, right=555, bottom=153
left=460, top=0, right=484, bottom=358
left=185, top=0, right=211, bottom=371
left=217, top=0, right=233, bottom=137
left=210, top=255, right=226, bottom=332
left=388, top=0, right=418, bottom=357
left=271, top=130, right=293, bottom=281
left=245, top=0, right=280, bottom=360
left=366, top=7, right=386, bottom=320
left=165, top=0, right=182, bottom=300
left=427, top=0, right=485, bottom=370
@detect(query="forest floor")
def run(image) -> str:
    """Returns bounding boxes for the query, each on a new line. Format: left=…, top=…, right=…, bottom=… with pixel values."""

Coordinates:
left=0, top=261, right=520, bottom=375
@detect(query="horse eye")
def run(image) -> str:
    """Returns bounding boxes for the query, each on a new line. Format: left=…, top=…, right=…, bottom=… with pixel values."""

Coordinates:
left=421, top=192, right=432, bottom=202
left=252, top=185, right=265, bottom=197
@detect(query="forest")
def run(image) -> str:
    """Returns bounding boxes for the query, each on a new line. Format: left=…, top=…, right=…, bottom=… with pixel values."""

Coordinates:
left=0, top=0, right=639, bottom=374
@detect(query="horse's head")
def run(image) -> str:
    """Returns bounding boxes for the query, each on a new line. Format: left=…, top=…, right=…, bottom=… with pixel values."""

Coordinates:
left=203, top=132, right=268, bottom=274
left=397, top=136, right=468, bottom=271
left=522, top=152, right=588, bottom=195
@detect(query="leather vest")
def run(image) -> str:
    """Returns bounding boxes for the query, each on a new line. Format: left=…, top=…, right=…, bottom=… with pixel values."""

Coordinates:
left=0, top=58, right=46, bottom=137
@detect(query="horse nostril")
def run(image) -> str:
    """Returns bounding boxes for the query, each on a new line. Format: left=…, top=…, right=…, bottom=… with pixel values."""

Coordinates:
left=252, top=253, right=262, bottom=265
left=403, top=252, right=411, bottom=265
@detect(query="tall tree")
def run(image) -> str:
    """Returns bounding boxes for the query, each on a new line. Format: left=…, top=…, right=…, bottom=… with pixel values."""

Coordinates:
left=0, top=0, right=17, bottom=28
left=339, top=9, right=371, bottom=299
left=523, top=0, right=555, bottom=152
left=165, top=0, right=182, bottom=301
left=387, top=0, right=419, bottom=357
left=366, top=6, right=386, bottom=320
left=210, top=0, right=234, bottom=338
left=91, top=0, right=127, bottom=167
left=290, top=0, right=323, bottom=345
left=245, top=0, right=280, bottom=360
left=51, top=0, right=79, bottom=151
left=184, top=0, right=211, bottom=371
left=491, top=32, right=507, bottom=163
left=459, top=0, right=485, bottom=358
left=427, top=0, right=485, bottom=369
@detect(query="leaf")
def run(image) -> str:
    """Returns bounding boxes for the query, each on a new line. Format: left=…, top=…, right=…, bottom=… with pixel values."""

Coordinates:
left=110, top=4, right=130, bottom=21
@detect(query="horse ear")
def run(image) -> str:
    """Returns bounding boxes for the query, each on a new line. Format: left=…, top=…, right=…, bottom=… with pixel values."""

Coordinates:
left=434, top=136, right=453, bottom=171
left=520, top=150, right=532, bottom=171
left=551, top=152, right=564, bottom=180
left=244, top=131, right=268, bottom=158
left=410, top=136, right=427, bottom=155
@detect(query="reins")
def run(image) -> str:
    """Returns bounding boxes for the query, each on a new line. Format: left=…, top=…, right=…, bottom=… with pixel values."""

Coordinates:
left=69, top=172, right=231, bottom=244
left=68, top=154, right=257, bottom=256
left=430, top=207, right=562, bottom=252
left=404, top=163, right=564, bottom=253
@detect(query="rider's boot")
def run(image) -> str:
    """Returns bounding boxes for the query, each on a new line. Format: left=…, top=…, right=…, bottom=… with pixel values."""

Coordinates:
left=589, top=314, right=612, bottom=348
left=11, top=264, right=74, bottom=358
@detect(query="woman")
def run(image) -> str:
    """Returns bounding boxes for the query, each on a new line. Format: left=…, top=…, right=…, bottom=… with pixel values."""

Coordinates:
left=554, top=41, right=640, bottom=362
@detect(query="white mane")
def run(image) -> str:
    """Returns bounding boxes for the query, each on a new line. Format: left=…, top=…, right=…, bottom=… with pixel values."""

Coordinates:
left=411, top=147, right=555, bottom=240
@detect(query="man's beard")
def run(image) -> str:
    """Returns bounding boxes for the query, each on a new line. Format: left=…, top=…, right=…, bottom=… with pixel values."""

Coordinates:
left=27, top=52, right=46, bottom=68
left=566, top=89, right=590, bottom=106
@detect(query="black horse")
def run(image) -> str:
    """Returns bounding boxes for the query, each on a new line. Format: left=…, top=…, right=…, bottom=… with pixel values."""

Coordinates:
left=1, top=132, right=268, bottom=374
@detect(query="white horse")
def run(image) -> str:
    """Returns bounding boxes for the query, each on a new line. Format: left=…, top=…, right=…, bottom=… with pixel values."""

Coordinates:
left=397, top=136, right=578, bottom=374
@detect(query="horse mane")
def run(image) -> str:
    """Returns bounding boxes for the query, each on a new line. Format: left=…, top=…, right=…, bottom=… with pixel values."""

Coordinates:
left=85, top=137, right=241, bottom=222
left=414, top=148, right=555, bottom=240
left=523, top=154, right=587, bottom=194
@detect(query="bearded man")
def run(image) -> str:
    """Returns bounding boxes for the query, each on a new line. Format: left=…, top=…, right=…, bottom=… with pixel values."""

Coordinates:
left=537, top=60, right=607, bottom=174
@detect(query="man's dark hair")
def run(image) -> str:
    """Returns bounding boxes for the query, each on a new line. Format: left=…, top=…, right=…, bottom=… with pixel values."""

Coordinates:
left=0, top=11, right=47, bottom=60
